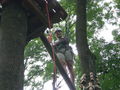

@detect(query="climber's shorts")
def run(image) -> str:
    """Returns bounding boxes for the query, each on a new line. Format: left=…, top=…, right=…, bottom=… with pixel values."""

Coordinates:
left=56, top=49, right=74, bottom=63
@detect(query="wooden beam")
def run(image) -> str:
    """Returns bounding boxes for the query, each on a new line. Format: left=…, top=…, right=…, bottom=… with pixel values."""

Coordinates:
left=22, top=0, right=49, bottom=26
left=22, top=0, right=67, bottom=25
left=40, top=33, right=76, bottom=90
left=27, top=26, right=47, bottom=41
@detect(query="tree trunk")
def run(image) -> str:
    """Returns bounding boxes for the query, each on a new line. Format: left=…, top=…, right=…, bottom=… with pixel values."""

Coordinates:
left=0, top=2, right=27, bottom=90
left=76, top=0, right=96, bottom=75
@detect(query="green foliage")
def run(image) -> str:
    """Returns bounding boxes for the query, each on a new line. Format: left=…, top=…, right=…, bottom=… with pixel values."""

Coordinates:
left=87, top=0, right=119, bottom=39
left=114, top=0, right=120, bottom=9
left=24, top=38, right=47, bottom=60
left=89, top=37, right=120, bottom=90
left=87, top=0, right=105, bottom=39
left=43, top=61, right=53, bottom=82
left=99, top=42, right=120, bottom=90
left=60, top=0, right=76, bottom=14
left=24, top=38, right=53, bottom=89
left=112, top=29, right=120, bottom=42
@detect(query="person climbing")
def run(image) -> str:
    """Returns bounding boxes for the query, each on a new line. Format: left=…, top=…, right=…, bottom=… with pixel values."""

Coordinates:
left=48, top=28, right=75, bottom=83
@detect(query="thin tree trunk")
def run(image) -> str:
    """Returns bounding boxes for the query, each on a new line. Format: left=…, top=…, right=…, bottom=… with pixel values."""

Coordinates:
left=76, top=0, right=96, bottom=75
left=0, top=2, right=27, bottom=90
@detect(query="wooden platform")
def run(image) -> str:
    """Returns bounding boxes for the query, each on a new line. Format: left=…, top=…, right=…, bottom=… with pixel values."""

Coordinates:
left=0, top=0, right=67, bottom=41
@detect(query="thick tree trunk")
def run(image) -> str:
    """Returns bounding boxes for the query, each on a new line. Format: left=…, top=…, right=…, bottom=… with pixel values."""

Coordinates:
left=76, top=1, right=102, bottom=90
left=76, top=0, right=96, bottom=74
left=0, top=2, right=27, bottom=90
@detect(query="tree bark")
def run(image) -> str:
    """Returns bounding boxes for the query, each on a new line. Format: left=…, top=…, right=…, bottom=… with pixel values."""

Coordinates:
left=76, top=0, right=96, bottom=75
left=0, top=2, right=27, bottom=90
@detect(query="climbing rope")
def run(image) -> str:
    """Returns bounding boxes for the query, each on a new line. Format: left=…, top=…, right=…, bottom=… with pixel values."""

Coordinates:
left=45, top=0, right=51, bottom=29
left=45, top=0, right=57, bottom=89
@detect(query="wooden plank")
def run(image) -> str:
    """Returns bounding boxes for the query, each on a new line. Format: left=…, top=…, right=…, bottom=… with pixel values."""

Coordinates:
left=22, top=0, right=49, bottom=26
left=22, top=0, right=67, bottom=24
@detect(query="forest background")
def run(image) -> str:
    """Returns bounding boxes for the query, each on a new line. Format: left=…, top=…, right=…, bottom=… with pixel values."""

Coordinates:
left=24, top=0, right=120, bottom=90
